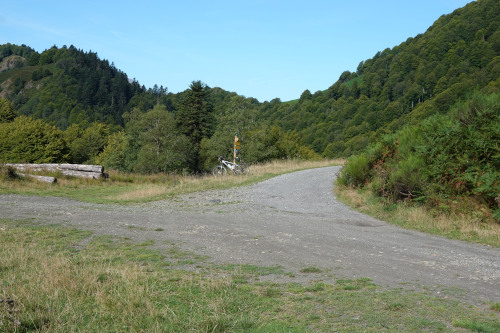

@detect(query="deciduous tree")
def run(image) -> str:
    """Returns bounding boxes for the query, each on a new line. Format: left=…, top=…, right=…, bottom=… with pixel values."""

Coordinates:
left=0, top=116, right=68, bottom=163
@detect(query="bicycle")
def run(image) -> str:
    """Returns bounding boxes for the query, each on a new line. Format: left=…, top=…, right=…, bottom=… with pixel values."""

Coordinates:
left=212, top=156, right=250, bottom=176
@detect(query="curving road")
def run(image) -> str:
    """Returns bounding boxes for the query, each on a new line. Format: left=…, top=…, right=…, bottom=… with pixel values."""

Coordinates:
left=1, top=166, right=499, bottom=304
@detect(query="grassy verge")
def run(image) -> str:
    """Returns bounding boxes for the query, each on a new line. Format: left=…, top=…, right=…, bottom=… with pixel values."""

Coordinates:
left=1, top=219, right=499, bottom=332
left=0, top=159, right=343, bottom=204
left=335, top=184, right=500, bottom=248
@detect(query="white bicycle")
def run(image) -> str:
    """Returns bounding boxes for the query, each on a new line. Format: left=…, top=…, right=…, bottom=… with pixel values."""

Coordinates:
left=212, top=156, right=250, bottom=176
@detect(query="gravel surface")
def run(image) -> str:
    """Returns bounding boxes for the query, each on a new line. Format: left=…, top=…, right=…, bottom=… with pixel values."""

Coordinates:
left=1, top=166, right=499, bottom=305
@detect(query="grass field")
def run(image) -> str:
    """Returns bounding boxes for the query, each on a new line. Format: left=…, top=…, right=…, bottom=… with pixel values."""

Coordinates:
left=1, top=219, right=499, bottom=332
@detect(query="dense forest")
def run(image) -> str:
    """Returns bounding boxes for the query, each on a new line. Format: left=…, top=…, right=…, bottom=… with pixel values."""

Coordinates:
left=0, top=0, right=499, bottom=179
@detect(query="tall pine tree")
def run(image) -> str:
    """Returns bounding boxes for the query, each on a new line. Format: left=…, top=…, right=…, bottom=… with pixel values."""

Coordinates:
left=0, top=98, right=17, bottom=123
left=176, top=80, right=214, bottom=170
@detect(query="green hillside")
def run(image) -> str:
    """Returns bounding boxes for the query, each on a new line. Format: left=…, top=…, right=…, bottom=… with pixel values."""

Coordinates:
left=329, top=0, right=500, bottom=221
left=259, top=0, right=500, bottom=157
left=0, top=44, right=148, bottom=129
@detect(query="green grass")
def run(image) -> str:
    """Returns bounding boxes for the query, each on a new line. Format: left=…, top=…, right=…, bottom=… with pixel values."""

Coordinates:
left=283, top=98, right=299, bottom=105
left=453, top=319, right=500, bottom=333
left=342, top=74, right=364, bottom=88
left=299, top=266, right=322, bottom=273
left=491, top=302, right=500, bottom=312
left=0, top=65, right=36, bottom=84
left=1, top=219, right=499, bottom=332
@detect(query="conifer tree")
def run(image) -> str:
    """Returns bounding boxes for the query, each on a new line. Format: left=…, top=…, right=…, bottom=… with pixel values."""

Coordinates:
left=0, top=98, right=16, bottom=123
left=176, top=80, right=214, bottom=170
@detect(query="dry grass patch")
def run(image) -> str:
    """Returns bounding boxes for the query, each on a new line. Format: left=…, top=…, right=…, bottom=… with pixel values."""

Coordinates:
left=335, top=184, right=500, bottom=247
left=334, top=184, right=367, bottom=209
left=251, top=158, right=344, bottom=174
left=105, top=185, right=170, bottom=201
left=160, top=158, right=344, bottom=198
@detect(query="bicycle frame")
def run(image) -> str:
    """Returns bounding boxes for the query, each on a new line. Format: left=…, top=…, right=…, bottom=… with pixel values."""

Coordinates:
left=220, top=159, right=237, bottom=172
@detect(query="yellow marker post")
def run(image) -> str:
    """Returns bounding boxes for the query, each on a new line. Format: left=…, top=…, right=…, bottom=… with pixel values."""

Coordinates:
left=234, top=133, right=240, bottom=164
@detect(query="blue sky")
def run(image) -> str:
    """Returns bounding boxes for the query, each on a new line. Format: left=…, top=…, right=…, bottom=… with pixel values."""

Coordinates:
left=1, top=0, right=472, bottom=102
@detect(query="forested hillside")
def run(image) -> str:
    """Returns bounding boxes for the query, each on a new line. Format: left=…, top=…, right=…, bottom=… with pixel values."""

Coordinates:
left=331, top=0, right=500, bottom=221
left=260, top=0, right=500, bottom=157
left=1, top=0, right=499, bottom=174
left=0, top=43, right=153, bottom=128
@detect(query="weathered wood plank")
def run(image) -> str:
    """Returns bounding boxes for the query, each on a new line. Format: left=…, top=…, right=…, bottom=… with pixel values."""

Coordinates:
left=55, top=164, right=103, bottom=173
left=17, top=173, right=57, bottom=183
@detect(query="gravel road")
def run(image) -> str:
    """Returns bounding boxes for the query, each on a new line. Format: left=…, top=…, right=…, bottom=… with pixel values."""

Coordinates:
left=1, top=166, right=499, bottom=304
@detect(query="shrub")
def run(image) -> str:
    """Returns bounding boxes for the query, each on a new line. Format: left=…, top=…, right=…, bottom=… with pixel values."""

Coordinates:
left=0, top=116, right=69, bottom=163
left=370, top=174, right=387, bottom=196
left=386, top=154, right=428, bottom=200
left=365, top=142, right=384, bottom=162
left=419, top=92, right=500, bottom=210
left=345, top=92, right=499, bottom=220
left=337, top=154, right=371, bottom=187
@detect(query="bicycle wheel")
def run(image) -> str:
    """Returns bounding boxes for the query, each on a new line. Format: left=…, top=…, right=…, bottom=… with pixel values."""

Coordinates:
left=239, top=162, right=250, bottom=175
left=233, top=164, right=244, bottom=175
left=212, top=165, right=227, bottom=176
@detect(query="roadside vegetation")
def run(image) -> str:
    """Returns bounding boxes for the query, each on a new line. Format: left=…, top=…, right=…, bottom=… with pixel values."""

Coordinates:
left=335, top=185, right=500, bottom=248
left=1, top=220, right=499, bottom=332
left=0, top=159, right=343, bottom=204
left=336, top=92, right=500, bottom=247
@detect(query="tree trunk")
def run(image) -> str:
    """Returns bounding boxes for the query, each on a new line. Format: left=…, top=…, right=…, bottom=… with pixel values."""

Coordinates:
left=17, top=173, right=57, bottom=183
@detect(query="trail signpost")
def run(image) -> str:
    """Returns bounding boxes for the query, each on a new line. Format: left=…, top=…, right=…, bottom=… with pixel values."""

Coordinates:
left=234, top=133, right=240, bottom=163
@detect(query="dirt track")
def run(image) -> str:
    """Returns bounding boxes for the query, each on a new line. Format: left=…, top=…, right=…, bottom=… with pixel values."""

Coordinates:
left=1, top=166, right=499, bottom=304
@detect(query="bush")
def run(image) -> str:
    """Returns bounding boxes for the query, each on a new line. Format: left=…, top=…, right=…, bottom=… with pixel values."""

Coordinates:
left=419, top=92, right=500, bottom=209
left=386, top=154, right=428, bottom=200
left=0, top=116, right=69, bottom=163
left=96, top=131, right=127, bottom=171
left=369, top=174, right=387, bottom=196
left=337, top=154, right=371, bottom=187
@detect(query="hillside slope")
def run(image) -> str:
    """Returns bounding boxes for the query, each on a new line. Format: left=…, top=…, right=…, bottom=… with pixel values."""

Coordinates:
left=0, top=44, right=150, bottom=129
left=256, top=0, right=500, bottom=157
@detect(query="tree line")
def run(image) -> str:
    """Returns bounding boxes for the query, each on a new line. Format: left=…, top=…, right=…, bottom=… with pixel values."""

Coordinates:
left=0, top=80, right=317, bottom=173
